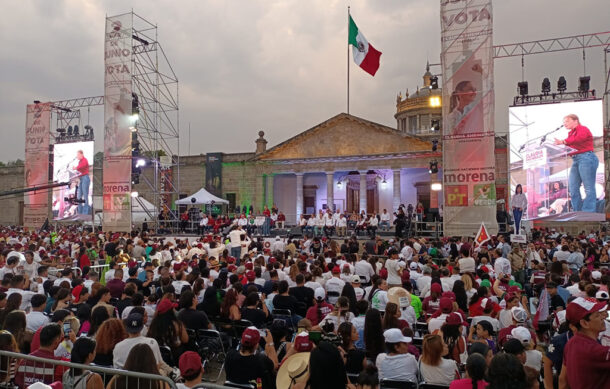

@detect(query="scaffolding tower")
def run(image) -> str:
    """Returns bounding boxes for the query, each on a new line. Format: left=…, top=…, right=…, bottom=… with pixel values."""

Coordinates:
left=130, top=12, right=180, bottom=230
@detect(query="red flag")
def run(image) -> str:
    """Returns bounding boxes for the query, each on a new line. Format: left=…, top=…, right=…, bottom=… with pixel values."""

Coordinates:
left=533, top=289, right=550, bottom=330
left=474, top=223, right=491, bottom=247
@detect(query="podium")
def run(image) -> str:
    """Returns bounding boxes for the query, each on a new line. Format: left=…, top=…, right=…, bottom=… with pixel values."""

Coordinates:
left=521, top=142, right=575, bottom=219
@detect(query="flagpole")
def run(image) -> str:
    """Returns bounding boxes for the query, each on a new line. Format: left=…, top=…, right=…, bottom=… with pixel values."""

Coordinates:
left=347, top=6, right=350, bottom=115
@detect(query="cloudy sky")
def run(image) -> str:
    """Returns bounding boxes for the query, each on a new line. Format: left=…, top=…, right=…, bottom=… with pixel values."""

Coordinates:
left=0, top=0, right=608, bottom=162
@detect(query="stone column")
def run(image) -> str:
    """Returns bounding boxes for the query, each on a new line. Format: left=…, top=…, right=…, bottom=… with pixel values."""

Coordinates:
left=266, top=174, right=274, bottom=208
left=326, top=172, right=334, bottom=211
left=359, top=171, right=367, bottom=213
left=296, top=173, right=304, bottom=220
left=393, top=169, right=401, bottom=211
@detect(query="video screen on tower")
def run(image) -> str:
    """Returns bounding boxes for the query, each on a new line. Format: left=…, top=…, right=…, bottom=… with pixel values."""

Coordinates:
left=52, top=141, right=94, bottom=221
left=509, top=99, right=604, bottom=222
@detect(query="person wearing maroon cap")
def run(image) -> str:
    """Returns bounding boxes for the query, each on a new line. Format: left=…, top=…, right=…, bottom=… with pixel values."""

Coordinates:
left=559, top=297, right=610, bottom=389
left=225, top=327, right=278, bottom=388
left=325, top=265, right=346, bottom=305
left=244, top=270, right=263, bottom=292
left=177, top=351, right=203, bottom=388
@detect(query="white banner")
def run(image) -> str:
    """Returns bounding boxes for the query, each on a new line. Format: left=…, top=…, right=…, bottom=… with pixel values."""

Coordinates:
left=441, top=0, right=498, bottom=236
left=103, top=14, right=133, bottom=232
left=24, top=103, right=51, bottom=229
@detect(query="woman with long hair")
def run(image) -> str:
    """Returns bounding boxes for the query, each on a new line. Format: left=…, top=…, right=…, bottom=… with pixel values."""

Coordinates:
left=511, top=184, right=527, bottom=234
left=64, top=337, right=104, bottom=389
left=106, top=343, right=170, bottom=389
left=438, top=313, right=467, bottom=364
left=420, top=334, right=460, bottom=386
left=338, top=322, right=366, bottom=376
left=0, top=294, right=22, bottom=327
left=382, top=302, right=408, bottom=331
left=448, top=353, right=488, bottom=389
left=321, top=296, right=354, bottom=331
left=87, top=305, right=110, bottom=337
left=363, top=308, right=384, bottom=361
left=3, top=311, right=32, bottom=354
left=340, top=283, right=358, bottom=315
left=308, top=341, right=351, bottom=389
left=147, top=299, right=189, bottom=365
left=467, top=320, right=497, bottom=354
left=0, top=331, right=18, bottom=383
left=197, top=285, right=221, bottom=318
left=93, top=318, right=127, bottom=366
left=452, top=280, right=469, bottom=313
left=220, top=288, right=241, bottom=321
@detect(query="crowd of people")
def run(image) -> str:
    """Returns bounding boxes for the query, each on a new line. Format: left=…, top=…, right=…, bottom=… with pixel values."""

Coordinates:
left=0, top=216, right=607, bottom=389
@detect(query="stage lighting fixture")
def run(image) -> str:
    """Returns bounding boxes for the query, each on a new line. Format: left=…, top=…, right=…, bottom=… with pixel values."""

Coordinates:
left=557, top=76, right=567, bottom=93
left=431, top=182, right=442, bottom=191
left=130, top=191, right=139, bottom=198
left=56, top=128, right=66, bottom=135
left=33, top=100, right=41, bottom=104
left=431, top=120, right=440, bottom=132
left=429, top=96, right=441, bottom=108
left=430, top=76, right=439, bottom=89
left=337, top=181, right=343, bottom=189
left=131, top=174, right=140, bottom=185
left=429, top=160, right=438, bottom=174
left=432, top=139, right=438, bottom=152
left=380, top=179, right=387, bottom=190
left=73, top=125, right=79, bottom=136
left=129, top=126, right=137, bottom=132
left=578, top=76, right=590, bottom=93
left=517, top=81, right=528, bottom=96
left=541, top=78, right=551, bottom=95
left=135, top=159, right=146, bottom=168
left=67, top=126, right=73, bottom=136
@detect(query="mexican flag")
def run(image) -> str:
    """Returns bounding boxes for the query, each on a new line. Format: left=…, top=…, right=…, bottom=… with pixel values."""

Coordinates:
left=348, top=15, right=382, bottom=76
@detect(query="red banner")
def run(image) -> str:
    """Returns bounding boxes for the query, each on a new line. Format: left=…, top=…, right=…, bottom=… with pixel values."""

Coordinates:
left=24, top=103, right=51, bottom=228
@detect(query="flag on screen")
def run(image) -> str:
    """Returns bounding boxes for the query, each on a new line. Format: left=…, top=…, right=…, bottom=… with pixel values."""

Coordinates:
left=533, top=289, right=550, bottom=330
left=348, top=15, right=382, bottom=76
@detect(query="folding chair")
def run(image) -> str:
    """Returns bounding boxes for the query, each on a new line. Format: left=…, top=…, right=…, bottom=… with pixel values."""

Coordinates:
left=232, top=319, right=254, bottom=340
left=198, top=329, right=227, bottom=383
left=272, top=309, right=296, bottom=331
left=159, top=345, right=174, bottom=367
left=380, top=379, right=418, bottom=389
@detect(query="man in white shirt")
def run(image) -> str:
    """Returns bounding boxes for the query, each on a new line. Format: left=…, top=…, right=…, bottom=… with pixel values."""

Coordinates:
left=26, top=294, right=49, bottom=332
left=325, top=267, right=345, bottom=305
left=379, top=209, right=391, bottom=231
left=351, top=275, right=365, bottom=300
left=354, top=256, right=375, bottom=285
left=400, top=243, right=414, bottom=262
left=458, top=247, right=476, bottom=274
left=22, top=251, right=40, bottom=280
left=113, top=311, right=164, bottom=369
left=367, top=213, right=379, bottom=238
left=271, top=236, right=285, bottom=253
left=323, top=211, right=335, bottom=237
left=492, top=248, right=512, bottom=277
left=336, top=214, right=347, bottom=237
left=198, top=215, right=209, bottom=235
left=6, top=275, right=36, bottom=311
left=229, top=226, right=246, bottom=260
left=416, top=267, right=432, bottom=294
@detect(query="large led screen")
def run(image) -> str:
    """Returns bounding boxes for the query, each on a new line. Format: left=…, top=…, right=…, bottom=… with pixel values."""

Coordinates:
left=52, top=141, right=94, bottom=221
left=509, top=99, right=604, bottom=221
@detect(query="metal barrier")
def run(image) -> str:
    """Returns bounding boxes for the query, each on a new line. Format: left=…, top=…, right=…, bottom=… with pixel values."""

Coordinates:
left=0, top=350, right=233, bottom=389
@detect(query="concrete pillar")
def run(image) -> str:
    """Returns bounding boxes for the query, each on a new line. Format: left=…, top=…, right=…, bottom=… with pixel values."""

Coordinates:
left=296, top=173, right=304, bottom=219
left=326, top=172, right=334, bottom=211
left=393, top=169, right=401, bottom=212
left=359, top=171, right=367, bottom=213
left=266, top=174, right=274, bottom=208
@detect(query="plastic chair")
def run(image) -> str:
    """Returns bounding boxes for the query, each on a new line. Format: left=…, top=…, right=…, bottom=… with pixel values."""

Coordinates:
left=380, top=379, right=418, bottom=389
left=198, top=329, right=227, bottom=382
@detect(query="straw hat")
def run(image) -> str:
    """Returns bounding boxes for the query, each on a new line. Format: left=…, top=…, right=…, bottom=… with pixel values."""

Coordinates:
left=276, top=352, right=310, bottom=389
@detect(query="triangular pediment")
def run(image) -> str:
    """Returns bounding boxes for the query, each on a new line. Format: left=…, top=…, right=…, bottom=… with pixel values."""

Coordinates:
left=256, top=113, right=431, bottom=161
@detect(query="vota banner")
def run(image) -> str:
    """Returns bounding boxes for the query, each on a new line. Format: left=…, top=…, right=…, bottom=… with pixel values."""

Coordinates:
left=440, top=0, right=498, bottom=237
left=24, top=102, right=51, bottom=229
left=103, top=14, right=133, bottom=232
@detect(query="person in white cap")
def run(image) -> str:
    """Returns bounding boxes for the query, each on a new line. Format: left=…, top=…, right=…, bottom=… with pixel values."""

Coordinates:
left=376, top=328, right=418, bottom=382
left=351, top=275, right=365, bottom=301
left=511, top=326, right=542, bottom=372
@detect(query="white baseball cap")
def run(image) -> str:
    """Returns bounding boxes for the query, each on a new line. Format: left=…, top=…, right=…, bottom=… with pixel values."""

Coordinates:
left=351, top=275, right=361, bottom=284
left=383, top=328, right=412, bottom=344
left=592, top=271, right=602, bottom=280
left=511, top=326, right=531, bottom=346
left=314, top=287, right=326, bottom=300
left=409, top=262, right=419, bottom=270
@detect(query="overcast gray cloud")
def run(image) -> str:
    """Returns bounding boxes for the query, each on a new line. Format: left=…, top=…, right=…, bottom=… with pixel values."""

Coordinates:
left=0, top=0, right=608, bottom=161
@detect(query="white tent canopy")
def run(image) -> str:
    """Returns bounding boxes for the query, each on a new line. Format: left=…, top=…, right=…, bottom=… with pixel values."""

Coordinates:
left=175, top=188, right=229, bottom=205
left=132, top=197, right=158, bottom=223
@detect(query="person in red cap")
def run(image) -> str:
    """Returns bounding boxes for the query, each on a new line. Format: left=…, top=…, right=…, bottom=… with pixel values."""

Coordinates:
left=324, top=265, right=346, bottom=305
left=178, top=351, right=204, bottom=388
left=225, top=327, right=278, bottom=388
left=559, top=297, right=610, bottom=389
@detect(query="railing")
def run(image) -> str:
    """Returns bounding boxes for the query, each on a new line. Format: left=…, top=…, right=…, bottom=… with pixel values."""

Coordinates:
left=0, top=350, right=233, bottom=389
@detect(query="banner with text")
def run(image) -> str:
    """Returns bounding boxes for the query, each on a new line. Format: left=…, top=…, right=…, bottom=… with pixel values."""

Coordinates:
left=24, top=103, right=51, bottom=229
left=441, top=0, right=498, bottom=236
left=103, top=14, right=133, bottom=232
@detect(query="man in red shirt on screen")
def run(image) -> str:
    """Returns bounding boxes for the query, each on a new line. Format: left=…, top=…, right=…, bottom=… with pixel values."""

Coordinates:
left=554, top=114, right=599, bottom=213
left=72, top=150, right=90, bottom=215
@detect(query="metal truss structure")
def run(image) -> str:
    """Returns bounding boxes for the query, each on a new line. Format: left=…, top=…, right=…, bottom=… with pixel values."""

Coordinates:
left=130, top=12, right=180, bottom=230
left=493, top=31, right=610, bottom=58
